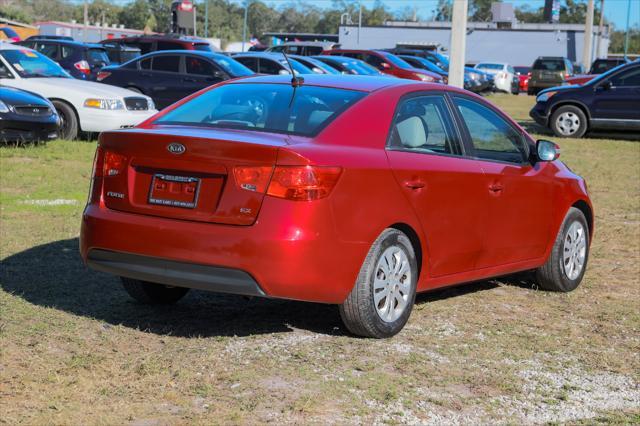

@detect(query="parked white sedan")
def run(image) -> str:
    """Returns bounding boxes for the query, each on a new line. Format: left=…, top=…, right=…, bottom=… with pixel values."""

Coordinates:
left=474, top=62, right=517, bottom=93
left=0, top=43, right=157, bottom=139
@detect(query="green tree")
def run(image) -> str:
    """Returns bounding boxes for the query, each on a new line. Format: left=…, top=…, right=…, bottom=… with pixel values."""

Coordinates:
left=118, top=0, right=153, bottom=31
left=469, top=0, right=498, bottom=22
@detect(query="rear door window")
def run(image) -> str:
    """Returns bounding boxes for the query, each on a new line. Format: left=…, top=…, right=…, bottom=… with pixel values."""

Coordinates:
left=389, top=95, right=461, bottom=156
left=152, top=55, right=181, bottom=73
left=33, top=42, right=58, bottom=60
left=61, top=45, right=75, bottom=59
left=87, top=48, right=110, bottom=66
left=156, top=41, right=180, bottom=51
left=258, top=58, right=281, bottom=74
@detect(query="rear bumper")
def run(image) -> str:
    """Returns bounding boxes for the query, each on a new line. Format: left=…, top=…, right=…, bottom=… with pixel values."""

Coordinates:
left=80, top=199, right=369, bottom=304
left=87, top=249, right=266, bottom=297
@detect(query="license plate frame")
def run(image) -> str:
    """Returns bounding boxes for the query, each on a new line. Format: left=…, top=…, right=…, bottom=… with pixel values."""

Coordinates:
left=148, top=173, right=200, bottom=209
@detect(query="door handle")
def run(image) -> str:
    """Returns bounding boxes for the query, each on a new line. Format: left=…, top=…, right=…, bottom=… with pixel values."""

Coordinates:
left=488, top=183, right=504, bottom=193
left=404, top=180, right=425, bottom=190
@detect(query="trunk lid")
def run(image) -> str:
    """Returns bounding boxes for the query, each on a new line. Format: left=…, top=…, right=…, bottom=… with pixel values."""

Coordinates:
left=99, top=127, right=292, bottom=225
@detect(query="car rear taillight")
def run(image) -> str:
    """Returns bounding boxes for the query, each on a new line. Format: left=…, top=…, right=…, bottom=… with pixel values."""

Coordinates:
left=96, top=71, right=111, bottom=81
left=88, top=146, right=105, bottom=204
left=103, top=150, right=127, bottom=177
left=74, top=60, right=91, bottom=75
left=266, top=166, right=342, bottom=201
left=233, top=166, right=273, bottom=193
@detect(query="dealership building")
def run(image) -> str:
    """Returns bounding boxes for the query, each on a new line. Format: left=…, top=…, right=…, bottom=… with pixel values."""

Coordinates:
left=338, top=20, right=608, bottom=68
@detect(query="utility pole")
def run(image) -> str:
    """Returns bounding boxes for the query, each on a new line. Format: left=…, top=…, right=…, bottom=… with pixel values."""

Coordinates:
left=624, top=0, right=631, bottom=58
left=83, top=0, right=88, bottom=43
left=357, top=0, right=362, bottom=46
left=582, top=0, right=595, bottom=70
left=242, top=0, right=249, bottom=52
left=205, top=0, right=209, bottom=38
left=595, top=0, right=605, bottom=59
left=448, top=0, right=468, bottom=88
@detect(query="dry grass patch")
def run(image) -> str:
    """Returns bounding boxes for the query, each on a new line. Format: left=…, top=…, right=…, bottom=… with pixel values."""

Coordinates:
left=1, top=94, right=639, bottom=424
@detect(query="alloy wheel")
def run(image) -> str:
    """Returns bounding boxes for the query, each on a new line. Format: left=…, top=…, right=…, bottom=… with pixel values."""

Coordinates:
left=562, top=221, right=587, bottom=280
left=556, top=111, right=581, bottom=136
left=373, top=246, right=412, bottom=323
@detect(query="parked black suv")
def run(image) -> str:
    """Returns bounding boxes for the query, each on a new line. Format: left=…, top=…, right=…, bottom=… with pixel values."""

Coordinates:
left=99, top=34, right=216, bottom=55
left=97, top=50, right=253, bottom=109
left=530, top=61, right=640, bottom=138
left=16, top=38, right=110, bottom=80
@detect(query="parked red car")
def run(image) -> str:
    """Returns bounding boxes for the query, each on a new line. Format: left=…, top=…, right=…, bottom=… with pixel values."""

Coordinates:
left=324, top=49, right=443, bottom=82
left=514, top=66, right=531, bottom=91
left=80, top=75, right=593, bottom=338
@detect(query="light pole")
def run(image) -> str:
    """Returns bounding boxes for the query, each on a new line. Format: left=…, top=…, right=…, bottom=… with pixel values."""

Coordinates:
left=205, top=0, right=209, bottom=38
left=448, top=0, right=468, bottom=88
left=624, top=0, right=632, bottom=58
left=242, top=0, right=251, bottom=52
left=582, top=0, right=595, bottom=69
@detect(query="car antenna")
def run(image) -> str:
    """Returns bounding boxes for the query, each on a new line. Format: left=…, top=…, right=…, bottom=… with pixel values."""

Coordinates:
left=281, top=51, right=303, bottom=108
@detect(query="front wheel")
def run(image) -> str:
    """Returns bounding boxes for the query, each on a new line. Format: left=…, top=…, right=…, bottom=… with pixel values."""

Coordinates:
left=339, top=229, right=418, bottom=338
left=121, top=277, right=190, bottom=304
left=536, top=207, right=590, bottom=292
left=550, top=105, right=588, bottom=138
left=51, top=100, right=78, bottom=140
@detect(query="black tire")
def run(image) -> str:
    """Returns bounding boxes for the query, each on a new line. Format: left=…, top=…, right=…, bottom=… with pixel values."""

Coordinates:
left=536, top=207, right=590, bottom=292
left=339, top=229, right=418, bottom=338
left=51, top=100, right=78, bottom=140
left=550, top=105, right=588, bottom=138
left=121, top=277, right=190, bottom=304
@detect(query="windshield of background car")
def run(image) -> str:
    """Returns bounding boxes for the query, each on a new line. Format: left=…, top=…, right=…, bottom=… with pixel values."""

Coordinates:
left=585, top=62, right=634, bottom=86
left=514, top=66, right=530, bottom=74
left=214, top=56, right=254, bottom=76
left=87, top=48, right=110, bottom=65
left=120, top=49, right=141, bottom=63
left=0, top=49, right=70, bottom=78
left=154, top=83, right=367, bottom=136
left=589, top=60, right=623, bottom=74
left=381, top=52, right=412, bottom=68
left=532, top=59, right=565, bottom=71
left=279, top=58, right=313, bottom=75
left=477, top=63, right=503, bottom=70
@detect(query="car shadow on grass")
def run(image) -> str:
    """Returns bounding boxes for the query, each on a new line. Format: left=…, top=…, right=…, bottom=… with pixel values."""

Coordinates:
left=1, top=238, right=536, bottom=338
left=519, top=119, right=640, bottom=142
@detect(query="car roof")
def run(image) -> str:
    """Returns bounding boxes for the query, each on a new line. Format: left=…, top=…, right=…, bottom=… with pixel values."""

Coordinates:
left=134, top=49, right=227, bottom=60
left=234, top=52, right=287, bottom=58
left=23, top=38, right=103, bottom=48
left=227, top=74, right=420, bottom=92
left=111, top=34, right=209, bottom=43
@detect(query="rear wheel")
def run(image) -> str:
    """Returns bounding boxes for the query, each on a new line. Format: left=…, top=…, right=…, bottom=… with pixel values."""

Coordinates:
left=121, top=277, right=190, bottom=304
left=51, top=100, right=78, bottom=140
left=536, top=207, right=590, bottom=292
left=339, top=229, right=418, bottom=338
left=550, top=105, right=588, bottom=138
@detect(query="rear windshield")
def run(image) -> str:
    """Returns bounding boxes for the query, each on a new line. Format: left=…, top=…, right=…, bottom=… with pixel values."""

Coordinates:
left=589, top=60, right=624, bottom=74
left=87, top=48, right=110, bottom=65
left=514, top=66, right=530, bottom=74
left=533, top=59, right=565, bottom=71
left=154, top=83, right=367, bottom=136
left=194, top=43, right=212, bottom=52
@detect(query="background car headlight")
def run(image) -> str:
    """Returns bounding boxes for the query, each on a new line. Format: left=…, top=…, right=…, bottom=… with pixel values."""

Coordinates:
left=536, top=91, right=557, bottom=102
left=468, top=72, right=479, bottom=81
left=0, top=100, right=10, bottom=113
left=84, top=98, right=124, bottom=110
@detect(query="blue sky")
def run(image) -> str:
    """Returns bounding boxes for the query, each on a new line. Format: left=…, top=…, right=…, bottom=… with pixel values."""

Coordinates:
left=243, top=0, right=639, bottom=29
left=89, top=0, right=640, bottom=29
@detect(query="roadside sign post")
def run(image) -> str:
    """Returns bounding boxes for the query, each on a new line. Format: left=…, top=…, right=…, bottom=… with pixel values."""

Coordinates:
left=582, top=0, right=595, bottom=69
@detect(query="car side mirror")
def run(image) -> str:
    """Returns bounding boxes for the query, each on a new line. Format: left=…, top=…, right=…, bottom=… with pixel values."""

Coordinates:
left=536, top=139, right=560, bottom=162
left=598, top=80, right=612, bottom=91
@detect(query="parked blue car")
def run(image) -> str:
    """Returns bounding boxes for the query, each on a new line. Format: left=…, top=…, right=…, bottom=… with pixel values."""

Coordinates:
left=16, top=38, right=110, bottom=80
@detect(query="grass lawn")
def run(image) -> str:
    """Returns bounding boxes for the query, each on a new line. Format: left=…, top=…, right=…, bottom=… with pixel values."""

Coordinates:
left=1, top=94, right=639, bottom=424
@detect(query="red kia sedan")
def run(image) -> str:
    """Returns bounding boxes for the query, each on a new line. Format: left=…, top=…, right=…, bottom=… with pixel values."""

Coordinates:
left=80, top=75, right=593, bottom=338
left=324, top=49, right=443, bottom=83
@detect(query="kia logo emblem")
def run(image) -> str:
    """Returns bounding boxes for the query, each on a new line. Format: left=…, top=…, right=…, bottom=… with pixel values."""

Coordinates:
left=167, top=143, right=186, bottom=154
